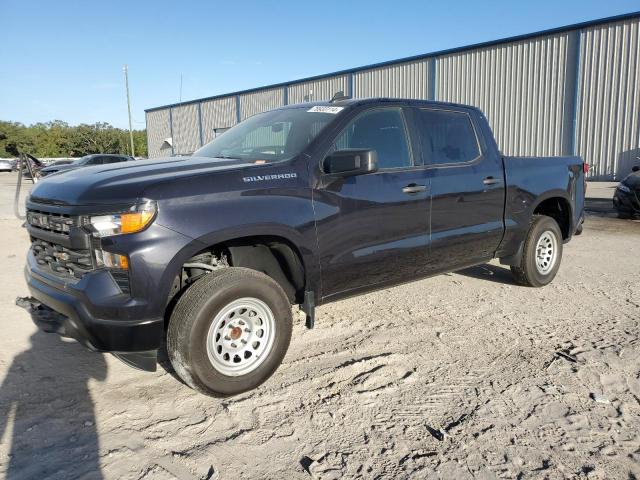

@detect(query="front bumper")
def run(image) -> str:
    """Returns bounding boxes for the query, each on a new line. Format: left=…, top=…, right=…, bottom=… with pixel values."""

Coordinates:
left=23, top=253, right=164, bottom=369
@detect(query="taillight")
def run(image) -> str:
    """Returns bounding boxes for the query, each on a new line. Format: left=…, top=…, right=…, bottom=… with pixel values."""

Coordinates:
left=583, top=163, right=589, bottom=174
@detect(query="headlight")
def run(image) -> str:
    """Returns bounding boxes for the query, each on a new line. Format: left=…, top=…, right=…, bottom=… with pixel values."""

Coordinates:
left=94, top=250, right=129, bottom=269
left=617, top=184, right=631, bottom=194
left=89, top=200, right=157, bottom=238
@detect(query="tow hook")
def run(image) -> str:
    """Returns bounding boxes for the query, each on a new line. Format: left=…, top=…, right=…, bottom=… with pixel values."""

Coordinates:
left=15, top=296, right=67, bottom=334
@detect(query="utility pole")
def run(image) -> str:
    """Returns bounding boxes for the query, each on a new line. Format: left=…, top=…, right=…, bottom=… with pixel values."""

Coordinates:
left=123, top=64, right=135, bottom=157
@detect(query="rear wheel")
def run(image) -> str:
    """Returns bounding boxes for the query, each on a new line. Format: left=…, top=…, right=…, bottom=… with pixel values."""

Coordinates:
left=510, top=215, right=563, bottom=287
left=167, top=267, right=292, bottom=396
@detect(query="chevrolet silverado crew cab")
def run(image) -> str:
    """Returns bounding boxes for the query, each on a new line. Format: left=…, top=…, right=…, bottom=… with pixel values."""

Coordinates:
left=19, top=97, right=586, bottom=396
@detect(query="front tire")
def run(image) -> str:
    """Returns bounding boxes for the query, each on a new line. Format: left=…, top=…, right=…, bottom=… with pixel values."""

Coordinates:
left=510, top=215, right=563, bottom=287
left=167, top=267, right=292, bottom=396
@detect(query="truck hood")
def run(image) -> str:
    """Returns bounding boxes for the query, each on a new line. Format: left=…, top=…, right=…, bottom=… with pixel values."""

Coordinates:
left=30, top=156, right=258, bottom=206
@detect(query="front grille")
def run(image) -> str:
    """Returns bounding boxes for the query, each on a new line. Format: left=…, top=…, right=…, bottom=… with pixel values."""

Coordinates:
left=31, top=238, right=94, bottom=279
left=26, top=209, right=81, bottom=236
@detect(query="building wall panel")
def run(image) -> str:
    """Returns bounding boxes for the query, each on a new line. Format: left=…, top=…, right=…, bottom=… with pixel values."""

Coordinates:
left=146, top=109, right=171, bottom=159
left=171, top=103, right=200, bottom=155
left=576, top=18, right=640, bottom=180
left=353, top=60, right=429, bottom=99
left=436, top=33, right=570, bottom=157
left=240, top=88, right=284, bottom=120
left=201, top=97, right=237, bottom=143
left=145, top=15, right=640, bottom=179
left=287, top=75, right=350, bottom=104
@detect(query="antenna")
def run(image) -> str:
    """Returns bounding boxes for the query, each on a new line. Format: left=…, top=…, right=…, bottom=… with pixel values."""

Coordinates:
left=330, top=91, right=350, bottom=103
left=179, top=74, right=183, bottom=102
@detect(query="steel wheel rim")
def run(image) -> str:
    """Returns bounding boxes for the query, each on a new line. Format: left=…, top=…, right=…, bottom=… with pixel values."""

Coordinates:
left=206, top=297, right=276, bottom=376
left=535, top=230, right=558, bottom=275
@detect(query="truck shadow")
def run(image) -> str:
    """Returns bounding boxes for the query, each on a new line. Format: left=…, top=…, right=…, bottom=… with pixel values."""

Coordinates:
left=0, top=330, right=106, bottom=479
left=585, top=191, right=618, bottom=217
left=456, top=263, right=517, bottom=285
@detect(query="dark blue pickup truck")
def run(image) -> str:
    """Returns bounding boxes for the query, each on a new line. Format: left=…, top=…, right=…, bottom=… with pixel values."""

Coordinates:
left=19, top=97, right=585, bottom=396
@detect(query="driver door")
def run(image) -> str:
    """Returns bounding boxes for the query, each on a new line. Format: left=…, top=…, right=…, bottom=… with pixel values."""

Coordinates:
left=312, top=107, right=430, bottom=300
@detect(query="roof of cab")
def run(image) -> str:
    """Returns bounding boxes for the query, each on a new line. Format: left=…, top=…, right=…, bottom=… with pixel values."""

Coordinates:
left=276, top=97, right=483, bottom=114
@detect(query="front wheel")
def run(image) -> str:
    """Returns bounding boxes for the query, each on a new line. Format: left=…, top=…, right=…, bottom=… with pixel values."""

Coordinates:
left=510, top=215, right=563, bottom=287
left=167, top=267, right=292, bottom=396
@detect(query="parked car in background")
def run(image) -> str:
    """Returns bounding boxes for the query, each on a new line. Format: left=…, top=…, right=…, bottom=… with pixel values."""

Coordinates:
left=39, top=154, right=135, bottom=177
left=48, top=159, right=75, bottom=167
left=613, top=165, right=640, bottom=218
left=0, top=159, right=14, bottom=172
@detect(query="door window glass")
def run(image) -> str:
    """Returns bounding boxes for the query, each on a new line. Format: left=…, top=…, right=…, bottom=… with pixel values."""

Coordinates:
left=415, top=109, right=480, bottom=165
left=333, top=108, right=411, bottom=169
left=102, top=157, right=122, bottom=164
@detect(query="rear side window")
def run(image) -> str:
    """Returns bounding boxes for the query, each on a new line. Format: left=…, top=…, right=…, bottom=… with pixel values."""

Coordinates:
left=332, top=108, right=411, bottom=169
left=415, top=109, right=480, bottom=165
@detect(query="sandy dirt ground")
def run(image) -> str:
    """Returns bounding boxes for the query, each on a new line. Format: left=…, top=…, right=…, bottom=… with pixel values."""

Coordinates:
left=0, top=173, right=638, bottom=479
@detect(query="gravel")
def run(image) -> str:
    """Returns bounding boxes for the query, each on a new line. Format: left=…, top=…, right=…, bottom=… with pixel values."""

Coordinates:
left=0, top=173, right=638, bottom=479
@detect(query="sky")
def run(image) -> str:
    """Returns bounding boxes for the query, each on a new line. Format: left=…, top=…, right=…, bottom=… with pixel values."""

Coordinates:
left=1, top=0, right=638, bottom=130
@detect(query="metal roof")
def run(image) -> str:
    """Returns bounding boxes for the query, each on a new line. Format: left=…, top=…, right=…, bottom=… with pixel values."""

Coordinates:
left=145, top=11, right=640, bottom=113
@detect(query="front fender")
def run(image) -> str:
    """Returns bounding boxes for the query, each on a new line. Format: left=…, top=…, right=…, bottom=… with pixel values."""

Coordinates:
left=159, top=222, right=320, bottom=306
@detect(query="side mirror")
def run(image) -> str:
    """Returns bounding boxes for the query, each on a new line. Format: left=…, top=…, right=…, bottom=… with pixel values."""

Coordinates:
left=323, top=149, right=378, bottom=177
left=632, top=166, right=640, bottom=172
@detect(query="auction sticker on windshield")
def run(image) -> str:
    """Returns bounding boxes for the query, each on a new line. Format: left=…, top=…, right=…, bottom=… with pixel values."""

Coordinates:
left=307, top=106, right=344, bottom=114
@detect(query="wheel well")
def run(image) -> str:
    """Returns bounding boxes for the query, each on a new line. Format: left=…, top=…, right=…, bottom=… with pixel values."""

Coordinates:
left=534, top=197, right=571, bottom=239
left=173, top=236, right=306, bottom=306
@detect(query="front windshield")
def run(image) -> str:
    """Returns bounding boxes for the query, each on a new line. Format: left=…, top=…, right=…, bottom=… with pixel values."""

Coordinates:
left=194, top=107, right=339, bottom=162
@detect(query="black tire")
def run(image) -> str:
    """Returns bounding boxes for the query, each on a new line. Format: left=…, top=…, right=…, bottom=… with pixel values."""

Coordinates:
left=167, top=267, right=292, bottom=397
left=510, top=215, right=563, bottom=287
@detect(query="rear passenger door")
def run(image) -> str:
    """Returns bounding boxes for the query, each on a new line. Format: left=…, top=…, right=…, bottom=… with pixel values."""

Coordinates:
left=413, top=107, right=504, bottom=271
left=314, top=106, right=430, bottom=299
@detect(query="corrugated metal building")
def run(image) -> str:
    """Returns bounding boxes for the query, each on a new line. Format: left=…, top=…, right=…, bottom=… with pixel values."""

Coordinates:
left=145, top=12, right=640, bottom=180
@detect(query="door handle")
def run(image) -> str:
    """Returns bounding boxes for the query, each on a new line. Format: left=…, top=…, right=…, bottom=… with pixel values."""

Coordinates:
left=402, top=184, right=428, bottom=194
left=482, top=176, right=501, bottom=186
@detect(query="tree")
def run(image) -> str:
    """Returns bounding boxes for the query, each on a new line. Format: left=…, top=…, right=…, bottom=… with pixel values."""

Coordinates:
left=31, top=121, right=71, bottom=157
left=0, top=120, right=147, bottom=158
left=68, top=123, right=122, bottom=156
left=0, top=122, right=36, bottom=157
left=131, top=130, right=148, bottom=157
